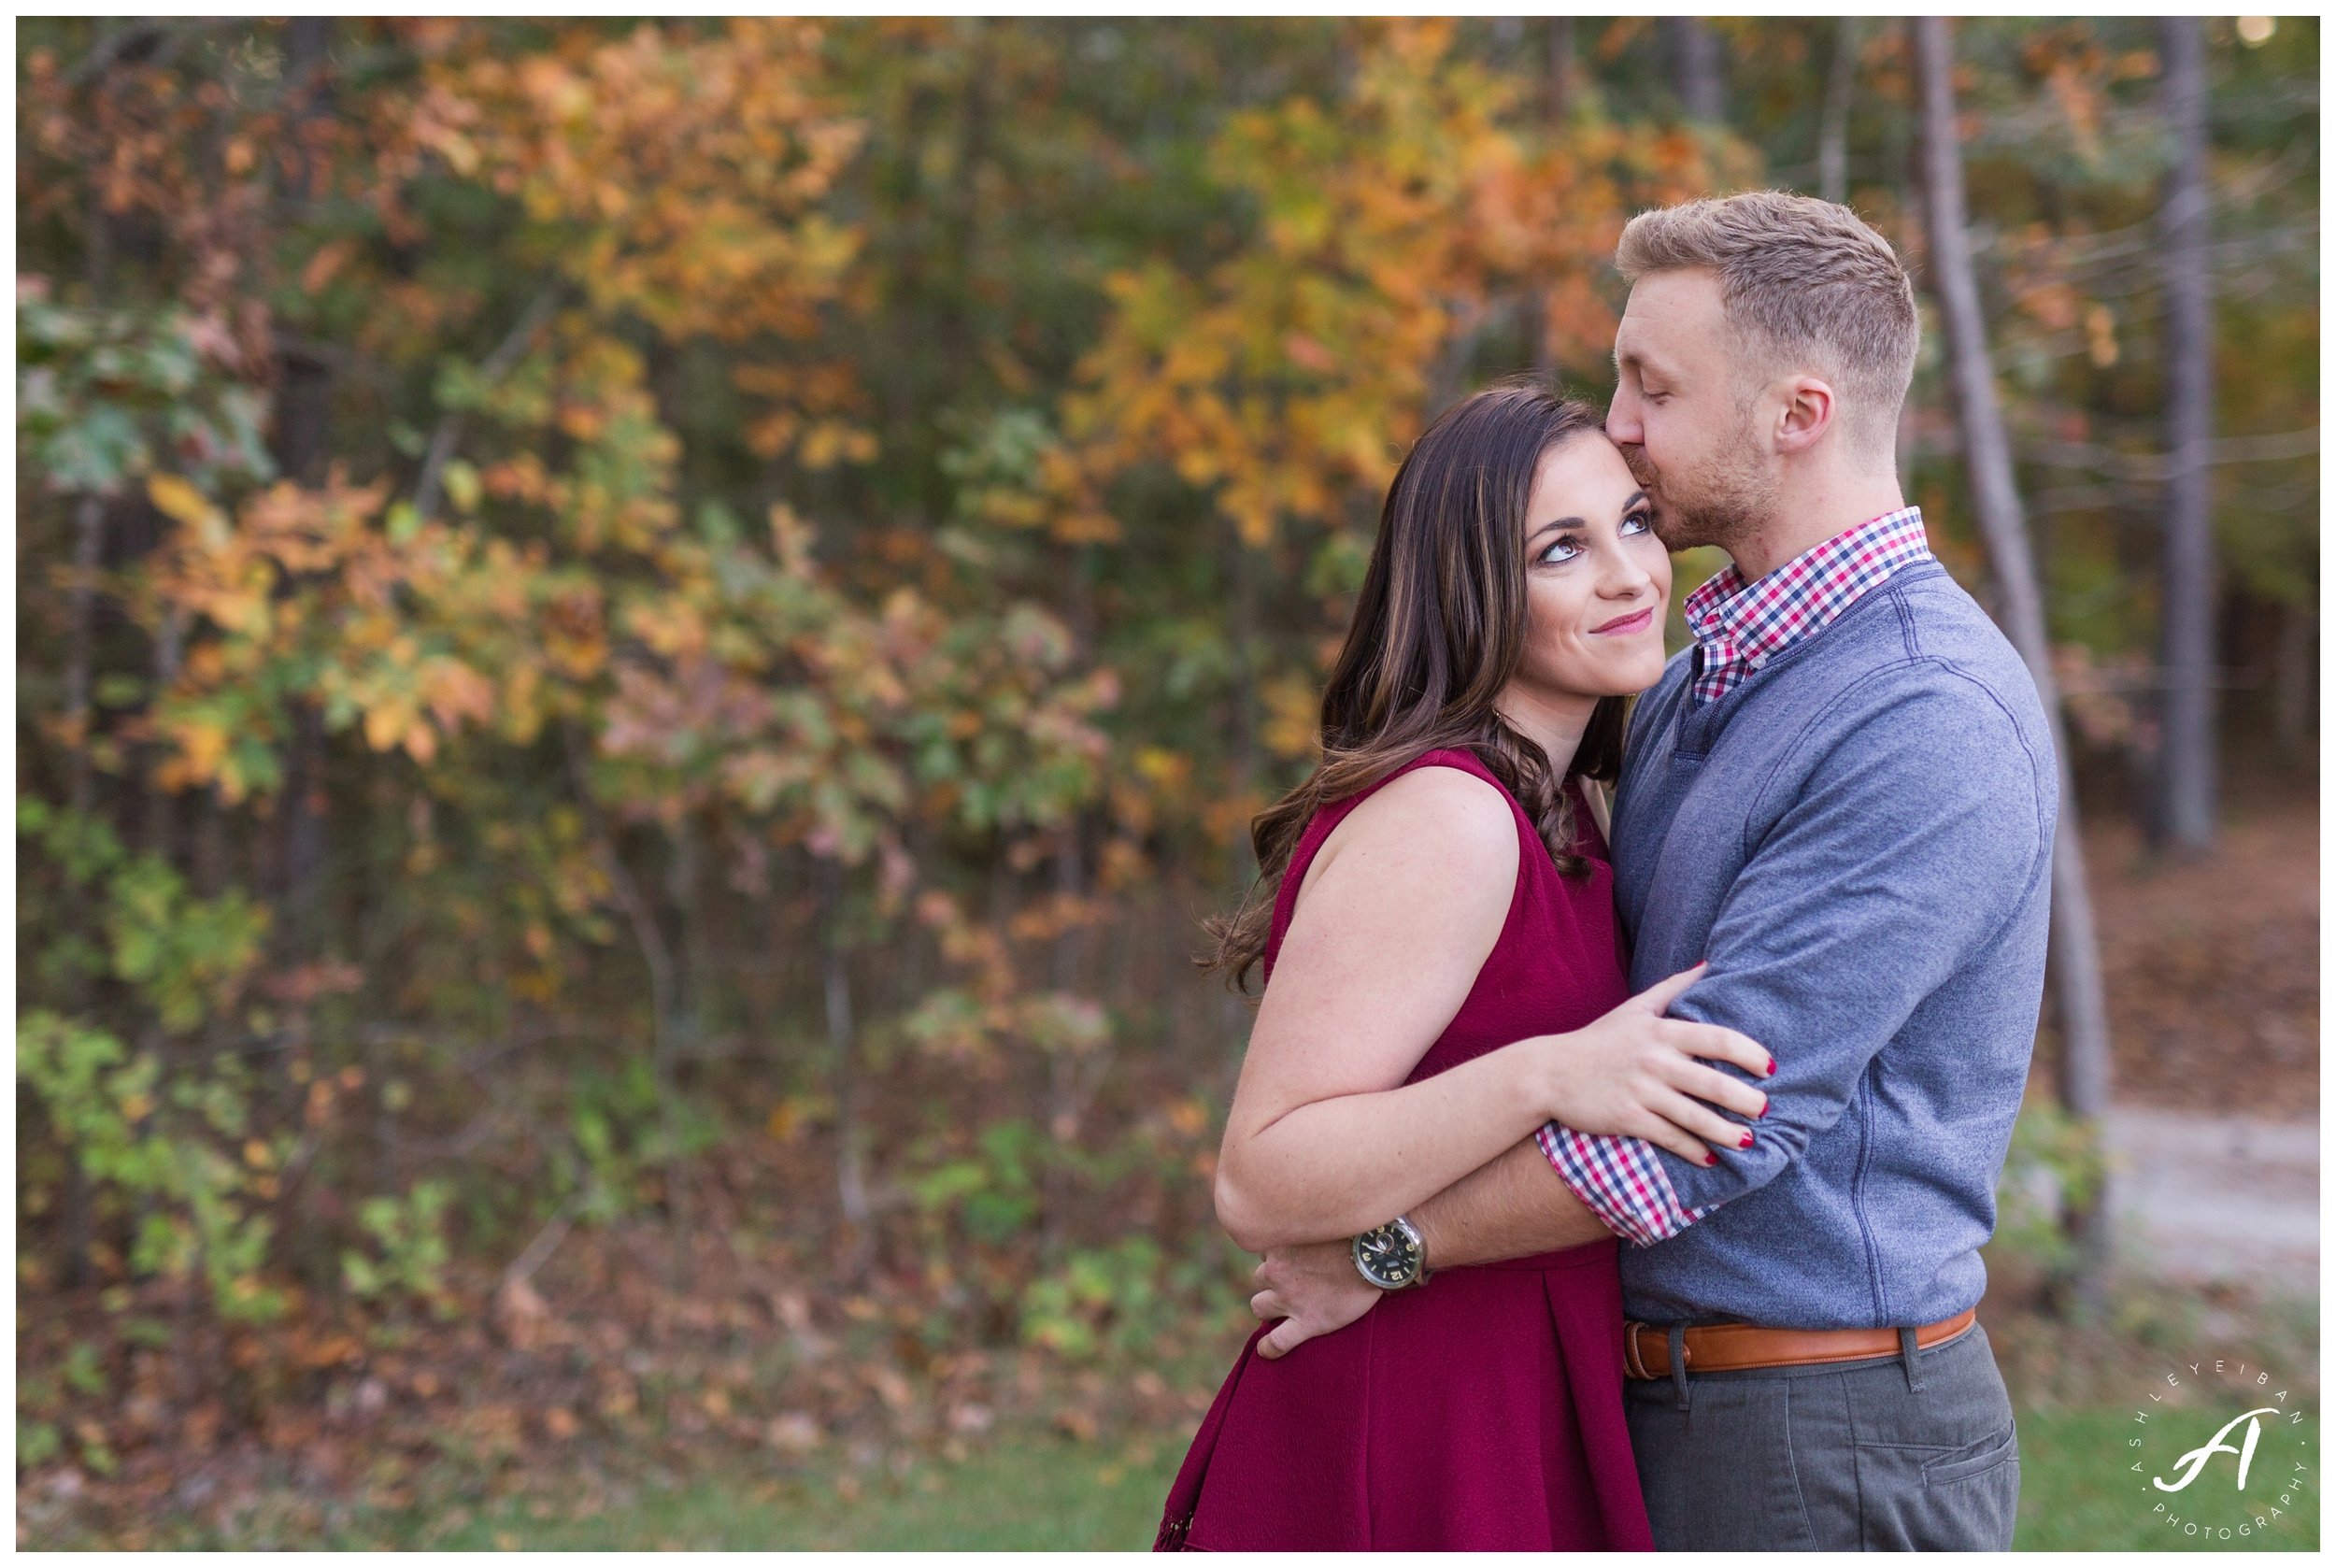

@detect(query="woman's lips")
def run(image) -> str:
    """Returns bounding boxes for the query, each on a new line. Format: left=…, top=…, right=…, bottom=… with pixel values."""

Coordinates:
left=1590, top=606, right=1655, bottom=636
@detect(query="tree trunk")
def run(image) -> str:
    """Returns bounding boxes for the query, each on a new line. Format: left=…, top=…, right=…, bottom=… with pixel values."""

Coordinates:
left=54, top=41, right=128, bottom=1290
left=1545, top=17, right=1575, bottom=125
left=192, top=784, right=230, bottom=897
left=938, top=20, right=991, bottom=379
left=816, top=862, right=872, bottom=1275
left=278, top=700, right=329, bottom=944
left=667, top=814, right=708, bottom=1049
left=1666, top=18, right=1725, bottom=124
left=2273, top=600, right=2315, bottom=755
left=270, top=17, right=336, bottom=960
left=62, top=495, right=107, bottom=820
left=1818, top=18, right=1859, bottom=206
left=142, top=603, right=189, bottom=858
left=280, top=18, right=335, bottom=199
left=1913, top=17, right=2115, bottom=1312
left=2156, top=15, right=2217, bottom=851
left=562, top=722, right=692, bottom=1287
left=56, top=492, right=111, bottom=1289
left=1043, top=820, right=1087, bottom=1257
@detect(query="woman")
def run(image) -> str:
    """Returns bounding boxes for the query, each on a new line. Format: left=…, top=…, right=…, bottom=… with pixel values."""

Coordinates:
left=1155, top=383, right=1772, bottom=1551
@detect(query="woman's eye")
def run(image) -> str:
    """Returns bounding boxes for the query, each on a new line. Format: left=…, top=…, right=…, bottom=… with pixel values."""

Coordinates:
left=1620, top=510, right=1651, bottom=536
left=1539, top=535, right=1582, bottom=564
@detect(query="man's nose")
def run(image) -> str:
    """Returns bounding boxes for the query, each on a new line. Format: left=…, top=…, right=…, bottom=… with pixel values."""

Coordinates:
left=1605, top=394, right=1642, bottom=446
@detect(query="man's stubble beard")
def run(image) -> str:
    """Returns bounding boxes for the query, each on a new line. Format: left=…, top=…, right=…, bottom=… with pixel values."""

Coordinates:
left=1623, top=417, right=1780, bottom=560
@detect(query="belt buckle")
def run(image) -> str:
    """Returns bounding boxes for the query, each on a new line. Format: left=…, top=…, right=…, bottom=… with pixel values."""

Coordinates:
left=1623, top=1319, right=1652, bottom=1380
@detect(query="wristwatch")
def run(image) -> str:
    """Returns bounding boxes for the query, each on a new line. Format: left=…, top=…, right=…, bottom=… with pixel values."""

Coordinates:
left=1351, top=1215, right=1431, bottom=1290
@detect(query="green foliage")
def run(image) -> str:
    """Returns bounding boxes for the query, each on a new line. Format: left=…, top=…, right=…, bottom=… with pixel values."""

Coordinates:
left=17, top=801, right=290, bottom=1319
left=103, top=860, right=272, bottom=1035
left=15, top=292, right=274, bottom=498
left=909, top=1120, right=1047, bottom=1246
left=18, top=1009, right=285, bottom=1320
left=17, top=1416, right=64, bottom=1470
left=62, top=1342, right=107, bottom=1399
left=342, top=1181, right=454, bottom=1308
left=1020, top=1237, right=1173, bottom=1360
left=566, top=1061, right=720, bottom=1221
left=1992, top=1100, right=2111, bottom=1274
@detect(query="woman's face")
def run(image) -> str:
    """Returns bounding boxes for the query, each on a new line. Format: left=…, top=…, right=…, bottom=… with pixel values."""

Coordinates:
left=1510, top=434, right=1673, bottom=706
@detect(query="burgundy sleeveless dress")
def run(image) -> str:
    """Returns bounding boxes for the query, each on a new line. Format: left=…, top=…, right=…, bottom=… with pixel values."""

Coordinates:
left=1156, top=748, right=1654, bottom=1552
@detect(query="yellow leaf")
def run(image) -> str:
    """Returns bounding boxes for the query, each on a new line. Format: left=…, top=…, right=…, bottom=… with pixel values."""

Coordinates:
left=147, top=474, right=216, bottom=528
left=178, top=719, right=231, bottom=781
left=798, top=421, right=875, bottom=471
left=363, top=700, right=412, bottom=752
left=443, top=460, right=482, bottom=514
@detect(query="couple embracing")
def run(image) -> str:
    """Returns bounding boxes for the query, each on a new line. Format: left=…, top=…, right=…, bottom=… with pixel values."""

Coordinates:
left=1157, top=192, right=2050, bottom=1553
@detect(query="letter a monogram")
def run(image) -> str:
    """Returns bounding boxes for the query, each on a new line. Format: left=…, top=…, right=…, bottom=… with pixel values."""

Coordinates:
left=2154, top=1409, right=2283, bottom=1493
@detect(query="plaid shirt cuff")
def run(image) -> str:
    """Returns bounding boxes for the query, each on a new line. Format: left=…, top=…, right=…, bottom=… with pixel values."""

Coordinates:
left=1535, top=1122, right=1711, bottom=1248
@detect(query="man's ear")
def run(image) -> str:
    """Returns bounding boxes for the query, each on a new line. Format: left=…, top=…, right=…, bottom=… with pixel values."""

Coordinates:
left=1773, top=376, right=1837, bottom=454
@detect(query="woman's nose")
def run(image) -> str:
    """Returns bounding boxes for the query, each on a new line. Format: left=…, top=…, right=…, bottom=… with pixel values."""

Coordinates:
left=1598, top=549, right=1654, bottom=598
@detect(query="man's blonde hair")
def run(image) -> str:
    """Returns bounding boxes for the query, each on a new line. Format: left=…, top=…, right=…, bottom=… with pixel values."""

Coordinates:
left=1616, top=191, right=1917, bottom=457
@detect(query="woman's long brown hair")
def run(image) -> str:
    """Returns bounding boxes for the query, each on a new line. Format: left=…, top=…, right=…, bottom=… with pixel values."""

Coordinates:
left=1202, top=380, right=1629, bottom=993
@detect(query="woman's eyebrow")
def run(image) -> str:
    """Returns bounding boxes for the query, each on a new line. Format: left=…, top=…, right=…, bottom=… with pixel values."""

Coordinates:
left=1623, top=490, right=1648, bottom=510
left=1528, top=517, right=1586, bottom=544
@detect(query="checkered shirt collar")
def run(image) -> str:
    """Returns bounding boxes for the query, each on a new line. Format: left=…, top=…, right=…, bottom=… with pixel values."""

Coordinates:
left=1681, top=507, right=1932, bottom=695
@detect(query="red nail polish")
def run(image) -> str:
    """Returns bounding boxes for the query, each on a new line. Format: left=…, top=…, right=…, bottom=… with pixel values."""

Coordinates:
left=1765, top=1057, right=1777, bottom=1076
left=1739, top=1131, right=1755, bottom=1148
left=1758, top=1097, right=1770, bottom=1119
left=1704, top=1152, right=1717, bottom=1166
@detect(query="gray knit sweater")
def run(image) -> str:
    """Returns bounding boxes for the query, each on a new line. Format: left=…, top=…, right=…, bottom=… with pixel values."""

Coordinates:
left=1610, top=560, right=2058, bottom=1329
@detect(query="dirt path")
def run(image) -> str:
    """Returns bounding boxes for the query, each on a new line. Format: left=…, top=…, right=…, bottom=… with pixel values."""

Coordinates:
left=2103, top=1105, right=2317, bottom=1296
left=2084, top=791, right=2317, bottom=1114
left=2072, top=792, right=2316, bottom=1297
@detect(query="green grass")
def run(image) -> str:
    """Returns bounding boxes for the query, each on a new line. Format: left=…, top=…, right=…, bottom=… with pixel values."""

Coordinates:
left=48, top=1311, right=2315, bottom=1555
left=357, top=1432, right=1188, bottom=1551
left=2014, top=1402, right=2318, bottom=1552
left=326, top=1397, right=2315, bottom=1552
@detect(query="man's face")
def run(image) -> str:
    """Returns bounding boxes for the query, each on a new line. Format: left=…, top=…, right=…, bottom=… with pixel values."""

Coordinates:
left=1606, top=269, right=1780, bottom=557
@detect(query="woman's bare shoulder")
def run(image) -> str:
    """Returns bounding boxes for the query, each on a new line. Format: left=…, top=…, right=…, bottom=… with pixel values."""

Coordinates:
left=1297, top=762, right=1520, bottom=914
left=1351, top=762, right=1517, bottom=843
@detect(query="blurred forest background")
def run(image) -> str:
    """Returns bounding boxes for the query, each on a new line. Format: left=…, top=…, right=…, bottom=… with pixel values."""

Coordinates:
left=15, top=16, right=2318, bottom=1549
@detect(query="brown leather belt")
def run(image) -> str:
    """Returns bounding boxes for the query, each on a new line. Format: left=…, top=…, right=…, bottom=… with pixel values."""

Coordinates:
left=1624, top=1306, right=1977, bottom=1380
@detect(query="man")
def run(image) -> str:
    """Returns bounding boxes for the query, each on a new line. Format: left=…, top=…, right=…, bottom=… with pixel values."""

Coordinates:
left=1246, top=191, right=2054, bottom=1551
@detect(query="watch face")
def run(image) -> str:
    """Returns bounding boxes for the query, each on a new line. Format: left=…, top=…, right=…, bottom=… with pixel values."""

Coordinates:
left=1354, top=1222, right=1422, bottom=1289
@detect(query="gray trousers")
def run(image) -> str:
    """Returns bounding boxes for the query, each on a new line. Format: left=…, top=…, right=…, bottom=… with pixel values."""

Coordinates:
left=1627, top=1321, right=2020, bottom=1551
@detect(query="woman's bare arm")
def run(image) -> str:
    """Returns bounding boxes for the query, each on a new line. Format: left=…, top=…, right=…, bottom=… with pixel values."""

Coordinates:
left=1213, top=765, right=1772, bottom=1254
left=1211, top=766, right=1547, bottom=1251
